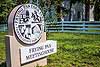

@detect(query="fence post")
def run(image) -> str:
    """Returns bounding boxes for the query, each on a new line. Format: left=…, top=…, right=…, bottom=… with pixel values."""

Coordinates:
left=83, top=21, right=86, bottom=32
left=3, top=24, right=5, bottom=32
left=62, top=21, right=64, bottom=32
left=44, top=22, right=47, bottom=32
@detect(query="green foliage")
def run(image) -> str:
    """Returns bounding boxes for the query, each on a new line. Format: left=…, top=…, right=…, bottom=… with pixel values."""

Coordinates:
left=38, top=0, right=58, bottom=22
left=0, top=0, right=15, bottom=24
left=94, top=1, right=100, bottom=21
left=1, top=0, right=100, bottom=22
left=0, top=0, right=29, bottom=24
left=16, top=0, right=29, bottom=5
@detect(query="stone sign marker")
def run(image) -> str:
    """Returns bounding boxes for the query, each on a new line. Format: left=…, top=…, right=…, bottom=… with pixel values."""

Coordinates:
left=5, top=4, right=57, bottom=67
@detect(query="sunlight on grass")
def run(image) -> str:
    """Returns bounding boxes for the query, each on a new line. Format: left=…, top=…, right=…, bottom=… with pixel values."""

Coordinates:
left=46, top=33, right=100, bottom=67
left=0, top=32, right=100, bottom=67
left=0, top=32, right=6, bottom=64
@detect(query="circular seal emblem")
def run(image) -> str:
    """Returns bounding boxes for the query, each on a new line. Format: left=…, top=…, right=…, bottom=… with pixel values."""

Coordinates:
left=13, top=4, right=44, bottom=44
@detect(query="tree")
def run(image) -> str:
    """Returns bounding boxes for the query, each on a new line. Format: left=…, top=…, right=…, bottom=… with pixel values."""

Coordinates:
left=94, top=0, right=100, bottom=21
left=69, top=0, right=83, bottom=21
left=0, top=0, right=15, bottom=24
left=39, top=0, right=62, bottom=22
left=86, top=0, right=100, bottom=21
left=85, top=0, right=90, bottom=21
left=56, top=0, right=62, bottom=21
left=16, top=0, right=28, bottom=5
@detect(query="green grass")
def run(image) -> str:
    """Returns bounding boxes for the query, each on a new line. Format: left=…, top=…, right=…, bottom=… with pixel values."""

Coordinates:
left=45, top=33, right=100, bottom=67
left=0, top=32, right=6, bottom=64
left=1, top=32, right=100, bottom=67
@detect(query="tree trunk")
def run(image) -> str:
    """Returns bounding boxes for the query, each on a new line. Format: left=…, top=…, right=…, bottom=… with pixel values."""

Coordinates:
left=85, top=0, right=90, bottom=21
left=94, top=1, right=100, bottom=21
left=57, top=5, right=61, bottom=21
left=69, top=1, right=72, bottom=21
left=89, top=5, right=94, bottom=21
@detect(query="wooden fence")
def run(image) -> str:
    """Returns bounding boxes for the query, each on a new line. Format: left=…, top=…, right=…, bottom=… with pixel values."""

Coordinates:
left=1, top=21, right=100, bottom=34
left=45, top=21, right=100, bottom=34
left=0, top=24, right=7, bottom=32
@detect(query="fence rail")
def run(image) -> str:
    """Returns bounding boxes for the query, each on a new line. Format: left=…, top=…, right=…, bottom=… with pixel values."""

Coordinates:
left=0, top=24, right=7, bottom=32
left=1, top=21, right=100, bottom=34
left=45, top=21, right=100, bottom=34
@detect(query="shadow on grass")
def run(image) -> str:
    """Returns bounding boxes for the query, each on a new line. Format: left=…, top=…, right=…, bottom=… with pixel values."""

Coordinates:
left=0, top=62, right=6, bottom=67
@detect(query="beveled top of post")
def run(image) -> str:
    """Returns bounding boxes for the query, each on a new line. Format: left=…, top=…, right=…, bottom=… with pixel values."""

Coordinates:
left=8, top=5, right=22, bottom=36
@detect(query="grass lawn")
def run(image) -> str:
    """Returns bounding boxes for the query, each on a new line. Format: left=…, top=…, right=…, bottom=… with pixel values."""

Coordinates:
left=0, top=32, right=100, bottom=67
left=0, top=32, right=6, bottom=63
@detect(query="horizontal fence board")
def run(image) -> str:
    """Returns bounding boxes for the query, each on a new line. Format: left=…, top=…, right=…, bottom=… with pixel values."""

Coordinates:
left=46, top=21, right=100, bottom=34
left=47, top=28, right=100, bottom=30
left=46, top=24, right=100, bottom=27
left=0, top=21, right=100, bottom=34
left=0, top=24, right=7, bottom=32
left=47, top=30, right=100, bottom=34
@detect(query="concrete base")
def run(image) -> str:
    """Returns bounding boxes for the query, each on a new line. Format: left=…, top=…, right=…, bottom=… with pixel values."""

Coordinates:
left=5, top=33, right=47, bottom=67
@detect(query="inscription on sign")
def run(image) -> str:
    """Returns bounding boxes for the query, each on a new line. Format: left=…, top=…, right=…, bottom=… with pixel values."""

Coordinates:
left=20, top=40, right=57, bottom=64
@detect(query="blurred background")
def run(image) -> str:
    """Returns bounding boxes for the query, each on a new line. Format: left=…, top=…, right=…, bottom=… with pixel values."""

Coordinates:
left=0, top=0, right=100, bottom=24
